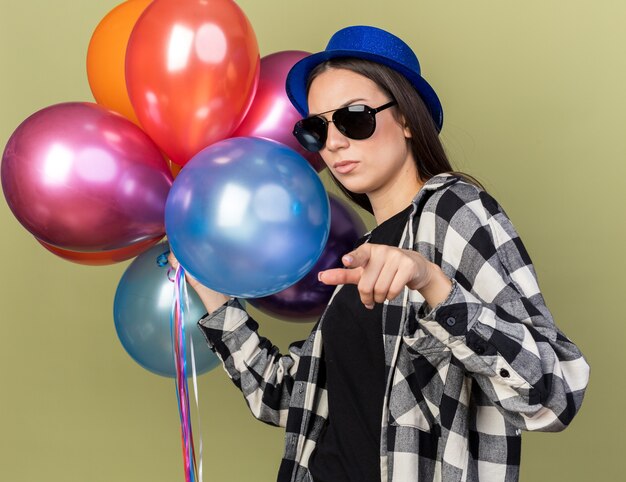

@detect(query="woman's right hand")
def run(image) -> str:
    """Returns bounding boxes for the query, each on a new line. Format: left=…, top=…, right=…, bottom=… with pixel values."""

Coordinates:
left=168, top=251, right=231, bottom=313
left=168, top=251, right=202, bottom=289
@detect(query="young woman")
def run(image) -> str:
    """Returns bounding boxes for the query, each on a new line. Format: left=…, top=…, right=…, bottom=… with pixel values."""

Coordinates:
left=169, top=25, right=589, bottom=482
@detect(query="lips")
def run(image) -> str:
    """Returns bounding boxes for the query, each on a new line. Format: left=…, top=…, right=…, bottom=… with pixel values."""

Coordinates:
left=333, top=160, right=359, bottom=174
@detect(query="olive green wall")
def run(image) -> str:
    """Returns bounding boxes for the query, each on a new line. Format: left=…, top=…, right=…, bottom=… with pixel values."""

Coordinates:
left=0, top=0, right=621, bottom=480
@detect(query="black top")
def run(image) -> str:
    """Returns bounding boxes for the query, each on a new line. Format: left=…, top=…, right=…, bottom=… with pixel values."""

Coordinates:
left=308, top=204, right=413, bottom=482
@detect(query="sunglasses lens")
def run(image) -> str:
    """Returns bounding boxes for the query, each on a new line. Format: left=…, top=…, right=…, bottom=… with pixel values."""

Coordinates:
left=294, top=116, right=327, bottom=152
left=334, top=106, right=376, bottom=140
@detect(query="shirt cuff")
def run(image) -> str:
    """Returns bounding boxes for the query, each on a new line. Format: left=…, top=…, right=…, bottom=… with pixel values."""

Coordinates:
left=198, top=297, right=246, bottom=332
left=421, top=279, right=481, bottom=337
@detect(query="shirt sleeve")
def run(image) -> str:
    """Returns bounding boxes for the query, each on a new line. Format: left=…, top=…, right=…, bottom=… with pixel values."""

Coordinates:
left=197, top=298, right=307, bottom=428
left=411, top=181, right=590, bottom=432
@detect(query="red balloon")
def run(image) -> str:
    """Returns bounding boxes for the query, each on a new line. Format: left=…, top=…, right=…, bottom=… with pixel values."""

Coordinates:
left=233, top=51, right=325, bottom=172
left=1, top=102, right=173, bottom=251
left=126, top=0, right=260, bottom=166
left=37, top=236, right=163, bottom=266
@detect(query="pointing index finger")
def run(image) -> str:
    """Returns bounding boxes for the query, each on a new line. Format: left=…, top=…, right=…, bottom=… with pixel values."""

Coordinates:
left=318, top=267, right=362, bottom=286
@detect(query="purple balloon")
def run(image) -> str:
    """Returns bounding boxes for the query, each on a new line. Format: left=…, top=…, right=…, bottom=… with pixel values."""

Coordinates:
left=249, top=193, right=367, bottom=321
left=232, top=51, right=326, bottom=172
left=1, top=102, right=173, bottom=251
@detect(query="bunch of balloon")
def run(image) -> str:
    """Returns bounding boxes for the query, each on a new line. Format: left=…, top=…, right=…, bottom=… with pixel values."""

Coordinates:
left=248, top=193, right=367, bottom=322
left=113, top=242, right=220, bottom=378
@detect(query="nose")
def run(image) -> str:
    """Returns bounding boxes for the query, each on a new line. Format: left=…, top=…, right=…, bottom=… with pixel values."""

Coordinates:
left=324, top=120, right=349, bottom=152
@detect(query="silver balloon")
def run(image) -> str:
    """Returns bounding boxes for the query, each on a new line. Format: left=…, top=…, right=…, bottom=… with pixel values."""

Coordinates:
left=113, top=242, right=220, bottom=377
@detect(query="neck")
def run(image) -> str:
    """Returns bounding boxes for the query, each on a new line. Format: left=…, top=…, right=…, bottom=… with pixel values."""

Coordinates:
left=369, top=164, right=423, bottom=225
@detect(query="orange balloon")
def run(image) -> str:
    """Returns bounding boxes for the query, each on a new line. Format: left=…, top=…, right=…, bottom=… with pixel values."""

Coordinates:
left=38, top=236, right=162, bottom=266
left=87, top=0, right=153, bottom=125
left=167, top=159, right=182, bottom=178
left=125, top=0, right=260, bottom=166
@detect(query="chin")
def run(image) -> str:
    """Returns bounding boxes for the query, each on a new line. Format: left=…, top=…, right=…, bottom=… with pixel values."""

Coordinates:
left=332, top=170, right=381, bottom=195
left=336, top=181, right=373, bottom=196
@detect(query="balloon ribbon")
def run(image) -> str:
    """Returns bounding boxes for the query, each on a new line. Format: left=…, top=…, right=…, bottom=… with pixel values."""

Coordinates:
left=171, top=266, right=203, bottom=482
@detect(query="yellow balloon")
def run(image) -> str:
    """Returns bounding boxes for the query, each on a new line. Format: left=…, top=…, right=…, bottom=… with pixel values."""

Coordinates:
left=87, top=0, right=153, bottom=125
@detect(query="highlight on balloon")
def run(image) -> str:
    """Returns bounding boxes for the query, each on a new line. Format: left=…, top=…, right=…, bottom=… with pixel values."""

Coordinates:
left=0, top=1, right=369, bottom=480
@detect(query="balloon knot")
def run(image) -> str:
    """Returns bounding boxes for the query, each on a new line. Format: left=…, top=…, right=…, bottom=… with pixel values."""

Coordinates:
left=156, top=249, right=171, bottom=267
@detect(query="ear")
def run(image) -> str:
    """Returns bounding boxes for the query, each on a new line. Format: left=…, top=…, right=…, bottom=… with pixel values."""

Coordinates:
left=400, top=115, right=412, bottom=139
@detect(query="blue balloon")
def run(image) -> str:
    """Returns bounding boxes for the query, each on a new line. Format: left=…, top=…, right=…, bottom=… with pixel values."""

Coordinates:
left=165, top=137, right=330, bottom=298
left=113, top=242, right=220, bottom=378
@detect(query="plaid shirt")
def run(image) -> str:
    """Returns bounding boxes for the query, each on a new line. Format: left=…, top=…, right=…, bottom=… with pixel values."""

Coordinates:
left=198, top=174, right=589, bottom=482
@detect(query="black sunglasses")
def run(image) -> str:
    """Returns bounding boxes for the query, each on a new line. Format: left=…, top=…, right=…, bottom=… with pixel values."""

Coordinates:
left=293, top=101, right=397, bottom=152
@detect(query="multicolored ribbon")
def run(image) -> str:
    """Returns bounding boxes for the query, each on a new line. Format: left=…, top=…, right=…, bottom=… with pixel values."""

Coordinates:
left=170, top=265, right=203, bottom=482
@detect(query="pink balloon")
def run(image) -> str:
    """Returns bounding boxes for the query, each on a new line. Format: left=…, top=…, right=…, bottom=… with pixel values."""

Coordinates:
left=232, top=51, right=326, bottom=172
left=1, top=102, right=173, bottom=251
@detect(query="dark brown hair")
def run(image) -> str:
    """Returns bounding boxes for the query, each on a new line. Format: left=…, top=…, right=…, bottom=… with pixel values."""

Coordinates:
left=306, top=58, right=483, bottom=214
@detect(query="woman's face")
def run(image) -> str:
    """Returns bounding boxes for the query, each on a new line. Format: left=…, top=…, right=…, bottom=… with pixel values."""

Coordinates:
left=306, top=68, right=416, bottom=197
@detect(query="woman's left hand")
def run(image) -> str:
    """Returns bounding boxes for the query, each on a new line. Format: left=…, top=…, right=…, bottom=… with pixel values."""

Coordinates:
left=318, top=243, right=452, bottom=309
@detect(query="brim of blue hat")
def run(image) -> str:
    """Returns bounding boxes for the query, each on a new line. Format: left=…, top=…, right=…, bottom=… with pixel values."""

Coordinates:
left=285, top=49, right=443, bottom=131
